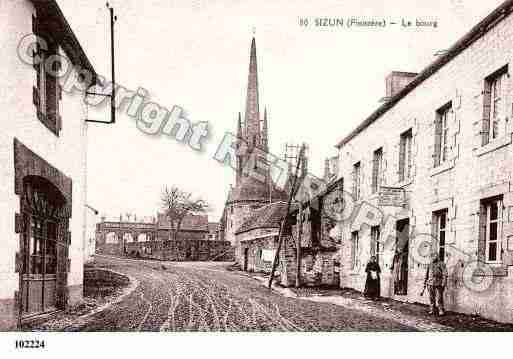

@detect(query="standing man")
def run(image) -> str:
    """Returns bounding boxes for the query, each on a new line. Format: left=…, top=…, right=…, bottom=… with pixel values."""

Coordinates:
left=423, top=252, right=448, bottom=316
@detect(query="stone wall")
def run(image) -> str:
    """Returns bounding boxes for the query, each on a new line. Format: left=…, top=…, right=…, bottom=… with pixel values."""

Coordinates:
left=119, top=239, right=234, bottom=262
left=239, top=235, right=277, bottom=273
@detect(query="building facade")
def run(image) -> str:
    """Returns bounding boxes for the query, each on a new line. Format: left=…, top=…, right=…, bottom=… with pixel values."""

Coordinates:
left=334, top=0, right=513, bottom=323
left=0, top=0, right=97, bottom=329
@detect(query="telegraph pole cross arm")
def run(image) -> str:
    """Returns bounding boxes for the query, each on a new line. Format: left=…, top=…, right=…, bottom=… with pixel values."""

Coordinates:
left=86, top=2, right=117, bottom=124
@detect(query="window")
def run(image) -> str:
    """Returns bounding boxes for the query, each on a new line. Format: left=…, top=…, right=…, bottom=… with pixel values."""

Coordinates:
left=33, top=35, right=61, bottom=135
left=351, top=231, right=359, bottom=269
left=370, top=226, right=381, bottom=263
left=483, top=66, right=508, bottom=145
left=371, top=148, right=383, bottom=193
left=434, top=103, right=452, bottom=167
left=433, top=209, right=448, bottom=261
left=352, top=162, right=361, bottom=200
left=399, top=129, right=413, bottom=182
left=482, top=197, right=503, bottom=263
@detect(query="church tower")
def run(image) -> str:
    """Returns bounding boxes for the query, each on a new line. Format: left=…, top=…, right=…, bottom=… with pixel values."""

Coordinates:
left=222, top=37, right=287, bottom=264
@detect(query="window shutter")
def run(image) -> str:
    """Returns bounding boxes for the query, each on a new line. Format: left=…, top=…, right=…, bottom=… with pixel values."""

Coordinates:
left=32, top=86, right=39, bottom=108
left=482, top=83, right=492, bottom=146
left=371, top=157, right=378, bottom=193
left=478, top=202, right=487, bottom=262
left=502, top=72, right=511, bottom=134
left=503, top=193, right=513, bottom=265
left=351, top=236, right=356, bottom=269
left=398, top=138, right=405, bottom=181
left=448, top=109, right=459, bottom=160
left=407, top=134, right=413, bottom=178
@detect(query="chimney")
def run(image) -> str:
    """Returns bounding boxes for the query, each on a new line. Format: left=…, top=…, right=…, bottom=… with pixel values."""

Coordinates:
left=385, top=71, right=418, bottom=99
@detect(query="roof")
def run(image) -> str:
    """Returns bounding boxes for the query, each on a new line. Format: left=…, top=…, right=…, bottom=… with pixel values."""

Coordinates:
left=157, top=213, right=208, bottom=231
left=229, top=176, right=287, bottom=203
left=31, top=0, right=98, bottom=83
left=336, top=0, right=513, bottom=148
left=235, top=201, right=287, bottom=235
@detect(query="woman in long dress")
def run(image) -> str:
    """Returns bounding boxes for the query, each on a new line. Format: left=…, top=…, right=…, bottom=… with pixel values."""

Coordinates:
left=364, top=255, right=381, bottom=300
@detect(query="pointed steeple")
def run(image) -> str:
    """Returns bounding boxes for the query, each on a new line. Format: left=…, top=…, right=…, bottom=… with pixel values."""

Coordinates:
left=244, top=37, right=260, bottom=149
left=236, top=112, right=243, bottom=185
left=262, top=107, right=268, bottom=152
left=236, top=112, right=243, bottom=138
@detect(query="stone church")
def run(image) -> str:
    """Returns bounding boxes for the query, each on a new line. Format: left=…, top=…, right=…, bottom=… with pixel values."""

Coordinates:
left=219, top=37, right=288, bottom=265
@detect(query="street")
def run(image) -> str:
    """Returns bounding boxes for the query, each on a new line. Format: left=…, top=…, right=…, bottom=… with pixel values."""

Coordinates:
left=78, top=256, right=414, bottom=331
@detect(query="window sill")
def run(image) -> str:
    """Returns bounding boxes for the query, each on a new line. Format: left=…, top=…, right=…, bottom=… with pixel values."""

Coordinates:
left=430, top=159, right=455, bottom=177
left=474, top=263, right=508, bottom=277
left=474, top=135, right=511, bottom=157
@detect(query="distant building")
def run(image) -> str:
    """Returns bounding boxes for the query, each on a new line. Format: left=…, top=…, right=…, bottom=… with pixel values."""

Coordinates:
left=95, top=214, right=233, bottom=261
left=0, top=0, right=98, bottom=329
left=156, top=213, right=208, bottom=241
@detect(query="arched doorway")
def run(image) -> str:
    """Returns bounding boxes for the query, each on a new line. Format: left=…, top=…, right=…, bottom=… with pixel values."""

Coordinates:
left=19, top=176, right=68, bottom=317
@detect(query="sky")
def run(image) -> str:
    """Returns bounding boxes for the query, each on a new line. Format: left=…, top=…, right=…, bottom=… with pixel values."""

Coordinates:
left=57, top=0, right=504, bottom=222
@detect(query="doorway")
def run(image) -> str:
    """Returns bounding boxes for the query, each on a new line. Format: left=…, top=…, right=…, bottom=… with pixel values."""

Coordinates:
left=243, top=248, right=249, bottom=271
left=19, top=177, right=67, bottom=318
left=393, top=219, right=409, bottom=295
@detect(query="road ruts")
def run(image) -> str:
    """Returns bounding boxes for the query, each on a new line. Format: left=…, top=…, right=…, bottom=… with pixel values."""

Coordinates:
left=78, top=256, right=416, bottom=331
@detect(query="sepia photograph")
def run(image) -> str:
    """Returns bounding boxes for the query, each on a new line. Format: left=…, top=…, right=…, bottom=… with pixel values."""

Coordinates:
left=1, top=0, right=513, bottom=357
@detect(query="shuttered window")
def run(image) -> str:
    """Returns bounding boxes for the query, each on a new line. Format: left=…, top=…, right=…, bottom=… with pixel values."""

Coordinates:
left=351, top=231, right=359, bottom=269
left=434, top=103, right=452, bottom=167
left=483, top=66, right=508, bottom=146
left=371, top=148, right=383, bottom=193
left=352, top=162, right=361, bottom=200
left=32, top=17, right=62, bottom=136
left=481, top=197, right=503, bottom=263
left=399, top=129, right=412, bottom=182
left=432, top=209, right=448, bottom=261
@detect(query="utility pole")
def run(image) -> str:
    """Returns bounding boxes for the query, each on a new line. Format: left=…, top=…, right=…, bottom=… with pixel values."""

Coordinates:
left=295, top=201, right=303, bottom=288
left=267, top=143, right=305, bottom=289
left=86, top=2, right=117, bottom=124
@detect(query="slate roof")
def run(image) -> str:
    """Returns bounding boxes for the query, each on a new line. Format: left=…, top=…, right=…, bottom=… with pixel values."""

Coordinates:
left=157, top=213, right=208, bottom=231
left=229, top=176, right=287, bottom=203
left=31, top=0, right=98, bottom=83
left=235, top=201, right=287, bottom=234
left=336, top=0, right=513, bottom=148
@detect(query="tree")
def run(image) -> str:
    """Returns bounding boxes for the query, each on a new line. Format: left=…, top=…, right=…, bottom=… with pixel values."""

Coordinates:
left=160, top=186, right=210, bottom=241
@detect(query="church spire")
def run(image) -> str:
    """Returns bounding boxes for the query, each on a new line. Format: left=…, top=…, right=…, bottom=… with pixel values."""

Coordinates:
left=236, top=112, right=243, bottom=185
left=262, top=107, right=268, bottom=152
left=244, top=37, right=260, bottom=149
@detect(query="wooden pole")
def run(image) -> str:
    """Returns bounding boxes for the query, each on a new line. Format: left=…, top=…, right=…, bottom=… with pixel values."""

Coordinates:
left=295, top=203, right=303, bottom=288
left=267, top=144, right=305, bottom=289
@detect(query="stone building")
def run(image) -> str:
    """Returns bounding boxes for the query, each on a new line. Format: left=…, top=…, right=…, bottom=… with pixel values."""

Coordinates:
left=156, top=213, right=209, bottom=241
left=334, top=0, right=513, bottom=323
left=237, top=202, right=287, bottom=272
left=0, top=0, right=98, bottom=329
left=95, top=214, right=233, bottom=261
left=220, top=37, right=287, bottom=265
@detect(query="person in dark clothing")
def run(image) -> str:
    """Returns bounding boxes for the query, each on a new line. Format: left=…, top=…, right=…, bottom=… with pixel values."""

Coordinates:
left=364, top=255, right=381, bottom=300
left=422, top=252, right=448, bottom=316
